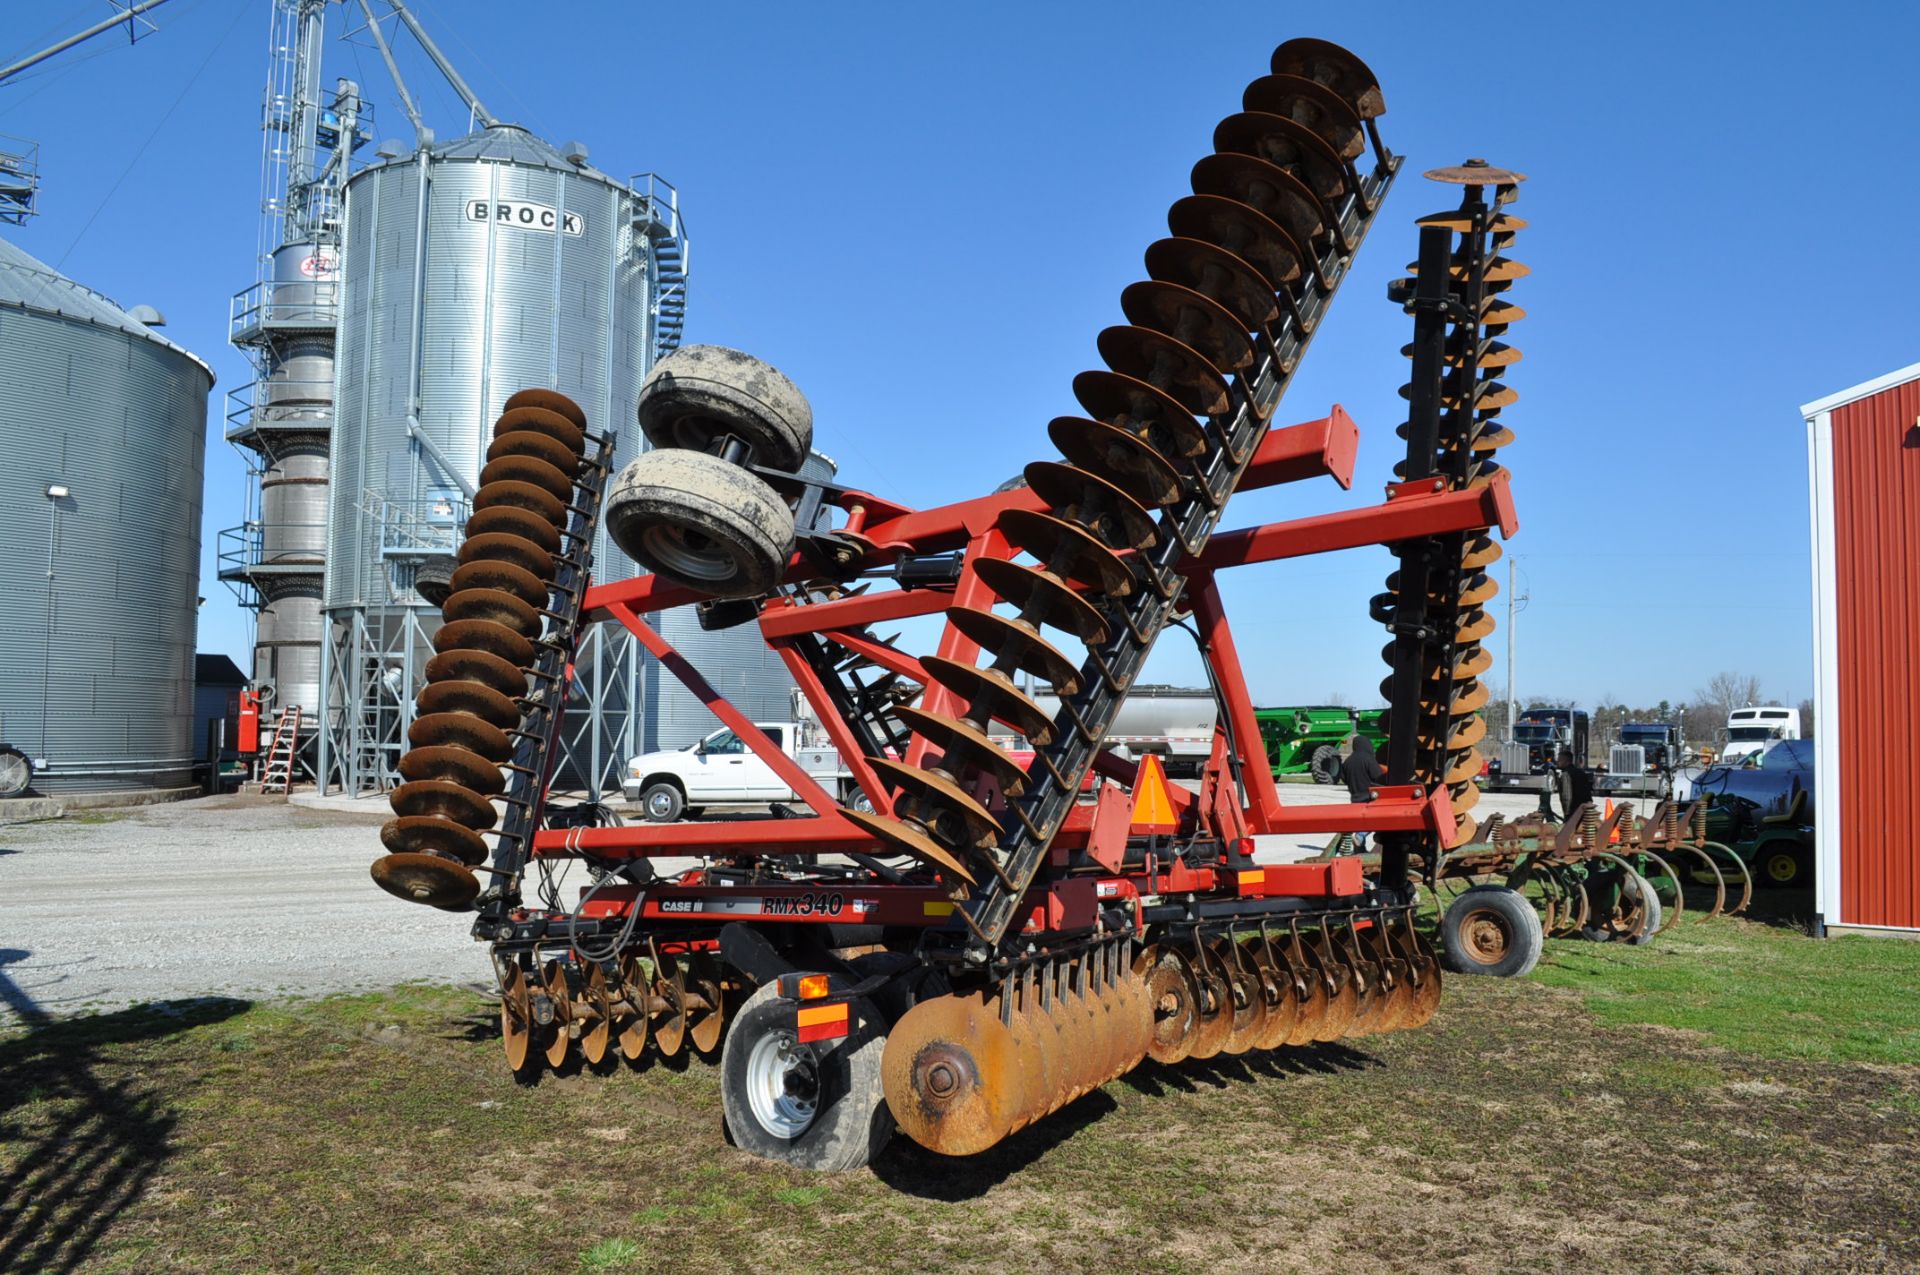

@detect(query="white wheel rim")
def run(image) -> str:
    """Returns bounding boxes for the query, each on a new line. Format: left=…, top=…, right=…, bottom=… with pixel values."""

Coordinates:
left=745, top=1030, right=818, bottom=1140
left=647, top=790, right=677, bottom=819
left=639, top=523, right=736, bottom=582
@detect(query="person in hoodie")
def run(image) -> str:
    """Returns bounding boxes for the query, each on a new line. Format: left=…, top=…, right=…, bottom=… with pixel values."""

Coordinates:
left=1340, top=734, right=1386, bottom=851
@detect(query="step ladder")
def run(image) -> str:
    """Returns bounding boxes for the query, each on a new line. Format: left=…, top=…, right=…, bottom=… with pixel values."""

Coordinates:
left=260, top=706, right=302, bottom=796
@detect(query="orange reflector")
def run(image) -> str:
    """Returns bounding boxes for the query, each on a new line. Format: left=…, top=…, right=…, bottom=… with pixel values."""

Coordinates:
left=797, top=973, right=831, bottom=1000
left=1129, top=754, right=1179, bottom=832
left=796, top=1001, right=850, bottom=1043
left=1238, top=869, right=1265, bottom=889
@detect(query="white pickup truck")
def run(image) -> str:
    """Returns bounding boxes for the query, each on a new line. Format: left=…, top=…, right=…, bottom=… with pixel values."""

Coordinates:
left=622, top=722, right=871, bottom=822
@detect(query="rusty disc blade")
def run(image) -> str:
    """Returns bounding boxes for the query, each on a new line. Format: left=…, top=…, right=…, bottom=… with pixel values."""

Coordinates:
left=504, top=387, right=587, bottom=430
left=1270, top=37, right=1386, bottom=119
left=1166, top=194, right=1304, bottom=292
left=1004, top=987, right=1055, bottom=1133
left=1415, top=210, right=1528, bottom=235
left=1217, top=944, right=1266, bottom=1055
left=500, top=961, right=532, bottom=1071
left=615, top=955, right=649, bottom=1059
left=480, top=452, right=574, bottom=502
left=485, top=427, right=580, bottom=477
left=1096, top=325, right=1233, bottom=414
left=471, top=478, right=567, bottom=529
left=397, top=744, right=505, bottom=794
left=465, top=504, right=562, bottom=555
left=995, top=509, right=1134, bottom=598
left=1282, top=938, right=1329, bottom=1046
left=416, top=677, right=521, bottom=729
left=970, top=556, right=1111, bottom=645
left=1142, top=237, right=1279, bottom=331
left=1457, top=610, right=1496, bottom=643
left=920, top=657, right=1055, bottom=747
left=1023, top=460, right=1160, bottom=550
left=1444, top=749, right=1485, bottom=785
left=869, top=753, right=1003, bottom=846
left=1481, top=299, right=1526, bottom=329
left=441, top=587, right=542, bottom=639
left=449, top=558, right=550, bottom=609
left=1046, top=416, right=1184, bottom=509
left=370, top=851, right=479, bottom=908
left=881, top=991, right=1023, bottom=1157
left=1251, top=941, right=1299, bottom=1050
left=1450, top=781, right=1482, bottom=816
left=842, top=808, right=979, bottom=883
left=577, top=965, right=612, bottom=1066
left=686, top=958, right=725, bottom=1055
left=1073, top=369, right=1209, bottom=458
left=1471, top=424, right=1516, bottom=452
left=1452, top=680, right=1492, bottom=714
left=1136, top=946, right=1198, bottom=1065
left=1403, top=338, right=1522, bottom=370
left=388, top=779, right=497, bottom=830
left=1339, top=934, right=1385, bottom=1037
left=1312, top=936, right=1359, bottom=1041
left=891, top=705, right=1030, bottom=795
left=1184, top=944, right=1235, bottom=1060
left=1425, top=161, right=1526, bottom=186
left=407, top=711, right=511, bottom=762
left=1365, top=927, right=1414, bottom=1035
left=433, top=618, right=535, bottom=668
left=1459, top=534, right=1502, bottom=568
left=541, top=960, right=574, bottom=1069
left=1059, top=978, right=1101, bottom=1099
left=1241, top=73, right=1366, bottom=159
left=457, top=531, right=555, bottom=580
left=495, top=404, right=586, bottom=456
left=650, top=963, right=688, bottom=1059
left=945, top=604, right=1085, bottom=692
left=424, top=648, right=527, bottom=700
left=1119, top=279, right=1257, bottom=374
left=1456, top=574, right=1499, bottom=607
left=1190, top=151, right=1326, bottom=253
left=381, top=814, right=488, bottom=865
left=1212, top=112, right=1348, bottom=203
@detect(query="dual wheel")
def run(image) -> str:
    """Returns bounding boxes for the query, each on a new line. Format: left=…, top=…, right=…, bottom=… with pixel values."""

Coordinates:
left=607, top=346, right=814, bottom=598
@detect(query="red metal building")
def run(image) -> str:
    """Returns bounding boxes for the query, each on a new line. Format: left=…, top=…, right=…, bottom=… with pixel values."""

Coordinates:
left=1802, top=362, right=1920, bottom=935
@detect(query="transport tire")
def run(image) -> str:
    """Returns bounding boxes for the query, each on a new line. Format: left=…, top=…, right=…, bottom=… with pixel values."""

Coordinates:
left=1310, top=745, right=1341, bottom=785
left=1440, top=885, right=1543, bottom=978
left=0, top=745, right=32, bottom=799
left=721, top=979, right=893, bottom=1172
left=637, top=345, right=814, bottom=472
left=639, top=781, right=685, bottom=823
left=415, top=554, right=458, bottom=608
left=1758, top=844, right=1809, bottom=890
left=606, top=449, right=794, bottom=598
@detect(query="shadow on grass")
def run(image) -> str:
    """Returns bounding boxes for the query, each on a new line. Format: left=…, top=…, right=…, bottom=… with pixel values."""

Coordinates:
left=0, top=950, right=249, bottom=1275
left=869, top=1091, right=1119, bottom=1200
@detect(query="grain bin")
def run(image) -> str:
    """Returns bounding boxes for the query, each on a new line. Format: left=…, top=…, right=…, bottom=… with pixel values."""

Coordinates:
left=0, top=237, right=214, bottom=794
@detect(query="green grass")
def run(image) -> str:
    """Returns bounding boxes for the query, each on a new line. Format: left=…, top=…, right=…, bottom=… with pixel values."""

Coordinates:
left=3, top=925, right=1918, bottom=1273
left=1530, top=913, right=1920, bottom=1065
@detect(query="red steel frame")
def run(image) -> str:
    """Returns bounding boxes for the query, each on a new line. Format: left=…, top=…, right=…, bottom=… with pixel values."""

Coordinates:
left=530, top=405, right=1515, bottom=869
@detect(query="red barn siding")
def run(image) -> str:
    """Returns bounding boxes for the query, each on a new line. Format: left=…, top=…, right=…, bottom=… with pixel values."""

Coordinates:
left=1832, top=379, right=1920, bottom=929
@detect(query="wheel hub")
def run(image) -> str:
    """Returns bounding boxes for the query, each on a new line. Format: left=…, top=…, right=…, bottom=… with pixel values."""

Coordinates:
left=746, top=1030, right=818, bottom=1139
left=1462, top=910, right=1511, bottom=963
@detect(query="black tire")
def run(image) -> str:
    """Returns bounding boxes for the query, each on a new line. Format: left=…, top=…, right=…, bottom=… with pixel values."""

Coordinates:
left=1441, top=885, right=1544, bottom=978
left=1758, top=843, right=1810, bottom=890
left=639, top=780, right=685, bottom=823
left=684, top=806, right=706, bottom=820
left=415, top=554, right=458, bottom=608
left=0, top=745, right=32, bottom=799
left=1310, top=745, right=1341, bottom=785
left=606, top=449, right=795, bottom=597
left=637, top=345, right=813, bottom=471
left=721, top=979, right=893, bottom=1171
left=842, top=785, right=876, bottom=815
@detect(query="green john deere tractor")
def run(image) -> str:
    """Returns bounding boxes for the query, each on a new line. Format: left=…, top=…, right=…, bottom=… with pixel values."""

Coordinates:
left=1256, top=706, right=1387, bottom=783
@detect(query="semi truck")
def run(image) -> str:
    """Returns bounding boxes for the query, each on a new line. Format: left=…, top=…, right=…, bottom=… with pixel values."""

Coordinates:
left=1720, top=705, right=1802, bottom=766
left=1487, top=708, right=1589, bottom=790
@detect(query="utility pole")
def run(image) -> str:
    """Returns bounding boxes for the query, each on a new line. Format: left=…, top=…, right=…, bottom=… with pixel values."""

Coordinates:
left=1504, top=554, right=1525, bottom=743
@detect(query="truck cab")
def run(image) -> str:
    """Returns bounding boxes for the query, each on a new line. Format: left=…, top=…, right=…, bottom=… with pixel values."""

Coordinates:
left=1720, top=705, right=1802, bottom=766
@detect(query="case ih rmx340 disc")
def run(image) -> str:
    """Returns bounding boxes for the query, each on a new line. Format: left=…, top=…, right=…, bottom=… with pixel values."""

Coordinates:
left=370, top=38, right=1529, bottom=1170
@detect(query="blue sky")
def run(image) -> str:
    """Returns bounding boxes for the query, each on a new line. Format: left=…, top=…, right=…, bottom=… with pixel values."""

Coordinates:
left=5, top=0, right=1915, bottom=712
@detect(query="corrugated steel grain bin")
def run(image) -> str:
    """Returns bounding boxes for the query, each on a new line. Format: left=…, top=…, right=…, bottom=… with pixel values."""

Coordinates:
left=1802, top=362, right=1920, bottom=935
left=0, top=237, right=214, bottom=794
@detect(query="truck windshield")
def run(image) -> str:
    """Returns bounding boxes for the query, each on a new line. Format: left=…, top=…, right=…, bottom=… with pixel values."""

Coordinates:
left=1621, top=728, right=1664, bottom=743
left=1727, top=726, right=1774, bottom=742
left=1514, top=724, right=1556, bottom=743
